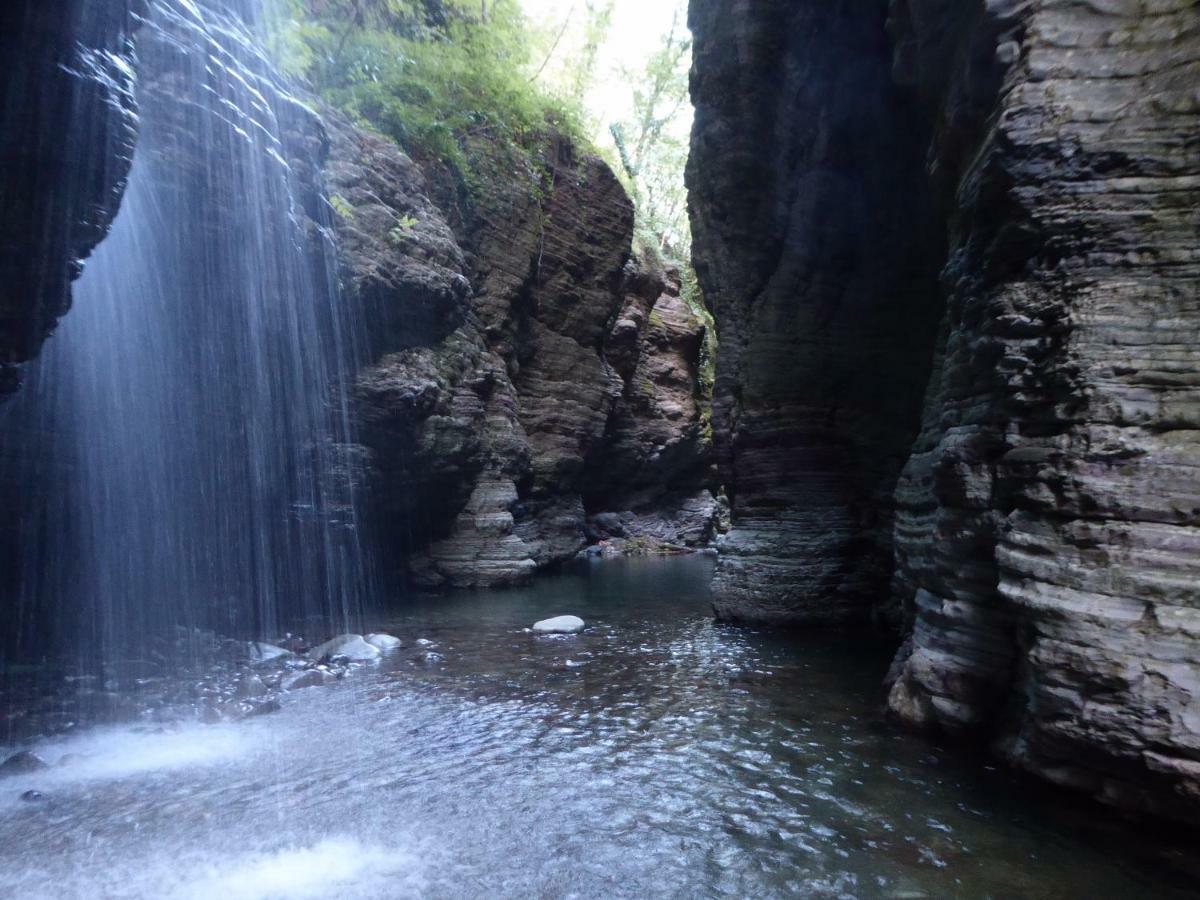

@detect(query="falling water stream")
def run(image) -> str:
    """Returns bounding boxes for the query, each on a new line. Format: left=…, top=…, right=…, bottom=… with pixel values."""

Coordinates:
left=4, top=0, right=369, bottom=676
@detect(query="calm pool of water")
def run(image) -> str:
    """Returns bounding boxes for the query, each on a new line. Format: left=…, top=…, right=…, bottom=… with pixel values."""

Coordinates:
left=0, top=556, right=1194, bottom=898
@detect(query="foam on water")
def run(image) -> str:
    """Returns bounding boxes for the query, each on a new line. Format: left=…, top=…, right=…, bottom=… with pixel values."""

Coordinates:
left=1, top=722, right=255, bottom=788
left=176, top=837, right=425, bottom=900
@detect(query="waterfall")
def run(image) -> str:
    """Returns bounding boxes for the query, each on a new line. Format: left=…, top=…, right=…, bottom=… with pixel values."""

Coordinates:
left=2, top=0, right=371, bottom=675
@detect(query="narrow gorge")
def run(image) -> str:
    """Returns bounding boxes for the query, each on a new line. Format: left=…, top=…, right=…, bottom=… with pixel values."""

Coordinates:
left=0, top=0, right=1197, bottom=895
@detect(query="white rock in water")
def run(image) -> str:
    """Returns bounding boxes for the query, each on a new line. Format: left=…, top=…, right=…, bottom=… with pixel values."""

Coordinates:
left=365, top=633, right=401, bottom=650
left=307, top=634, right=382, bottom=662
left=532, top=615, right=585, bottom=634
left=248, top=642, right=293, bottom=665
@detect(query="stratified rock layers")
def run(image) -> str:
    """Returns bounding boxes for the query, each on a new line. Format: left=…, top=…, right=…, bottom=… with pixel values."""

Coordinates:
left=689, top=0, right=1200, bottom=822
left=884, top=0, right=1200, bottom=825
left=327, top=127, right=716, bottom=587
left=687, top=1, right=944, bottom=624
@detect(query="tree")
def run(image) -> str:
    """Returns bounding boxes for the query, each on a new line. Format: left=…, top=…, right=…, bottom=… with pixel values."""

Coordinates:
left=607, top=3, right=691, bottom=257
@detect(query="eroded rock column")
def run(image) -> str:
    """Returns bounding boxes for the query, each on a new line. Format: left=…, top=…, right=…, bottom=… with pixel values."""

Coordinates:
left=687, top=0, right=944, bottom=624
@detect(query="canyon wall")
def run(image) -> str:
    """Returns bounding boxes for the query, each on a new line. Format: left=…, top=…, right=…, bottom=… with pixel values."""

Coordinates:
left=686, top=1, right=945, bottom=624
left=689, top=0, right=1200, bottom=823
left=333, top=126, right=719, bottom=587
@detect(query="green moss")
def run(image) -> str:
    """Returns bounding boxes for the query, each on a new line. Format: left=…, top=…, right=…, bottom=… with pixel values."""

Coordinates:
left=679, top=262, right=717, bottom=445
left=328, top=192, right=355, bottom=219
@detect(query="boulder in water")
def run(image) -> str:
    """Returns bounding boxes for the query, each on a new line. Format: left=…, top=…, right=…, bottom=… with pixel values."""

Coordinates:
left=532, top=615, right=585, bottom=635
left=236, top=674, right=268, bottom=699
left=0, top=751, right=48, bottom=777
left=365, top=633, right=401, bottom=651
left=19, top=790, right=45, bottom=803
left=242, top=698, right=282, bottom=718
left=248, top=642, right=293, bottom=666
left=306, top=634, right=382, bottom=662
left=281, top=669, right=325, bottom=691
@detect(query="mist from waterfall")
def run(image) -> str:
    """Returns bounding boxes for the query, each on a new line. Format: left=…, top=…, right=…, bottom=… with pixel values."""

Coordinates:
left=2, top=0, right=372, bottom=676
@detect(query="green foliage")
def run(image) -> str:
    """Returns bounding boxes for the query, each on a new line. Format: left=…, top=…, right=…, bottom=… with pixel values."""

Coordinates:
left=271, top=0, right=586, bottom=182
left=328, top=192, right=356, bottom=218
left=680, top=262, right=717, bottom=433
left=607, top=3, right=692, bottom=257
left=388, top=213, right=420, bottom=243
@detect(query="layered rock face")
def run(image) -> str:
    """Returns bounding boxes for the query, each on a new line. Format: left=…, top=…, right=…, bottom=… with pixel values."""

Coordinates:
left=582, top=262, right=720, bottom=552
left=883, top=0, right=1200, bottom=825
left=330, top=129, right=717, bottom=587
left=690, top=0, right=1200, bottom=822
left=687, top=1, right=945, bottom=624
left=0, top=0, right=141, bottom=395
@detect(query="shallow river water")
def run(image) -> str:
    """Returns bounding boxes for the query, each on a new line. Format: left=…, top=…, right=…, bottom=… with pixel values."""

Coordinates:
left=0, top=556, right=1195, bottom=899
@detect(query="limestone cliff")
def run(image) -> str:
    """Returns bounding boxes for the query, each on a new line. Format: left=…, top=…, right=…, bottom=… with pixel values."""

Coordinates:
left=689, top=0, right=1200, bottom=823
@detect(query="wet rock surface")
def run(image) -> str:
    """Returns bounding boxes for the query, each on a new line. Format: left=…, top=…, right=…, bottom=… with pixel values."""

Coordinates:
left=0, top=0, right=142, bottom=396
left=0, top=751, right=48, bottom=777
left=882, top=0, right=1200, bottom=827
left=688, top=0, right=1200, bottom=823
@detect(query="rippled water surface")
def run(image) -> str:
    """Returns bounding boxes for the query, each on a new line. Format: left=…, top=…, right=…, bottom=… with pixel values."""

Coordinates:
left=0, top=557, right=1195, bottom=898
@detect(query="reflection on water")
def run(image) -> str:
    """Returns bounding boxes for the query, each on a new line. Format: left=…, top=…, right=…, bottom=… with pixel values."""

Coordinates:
left=0, top=557, right=1195, bottom=898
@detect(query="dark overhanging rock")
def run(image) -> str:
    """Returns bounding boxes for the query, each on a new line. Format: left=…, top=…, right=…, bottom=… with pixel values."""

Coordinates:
left=0, top=0, right=143, bottom=396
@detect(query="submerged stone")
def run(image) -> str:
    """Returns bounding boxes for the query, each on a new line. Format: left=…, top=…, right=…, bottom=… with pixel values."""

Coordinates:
left=281, top=669, right=325, bottom=691
left=307, top=634, right=381, bottom=662
left=235, top=674, right=268, bottom=699
left=0, top=752, right=48, bottom=777
left=242, top=699, right=281, bottom=719
left=532, top=616, right=585, bottom=635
